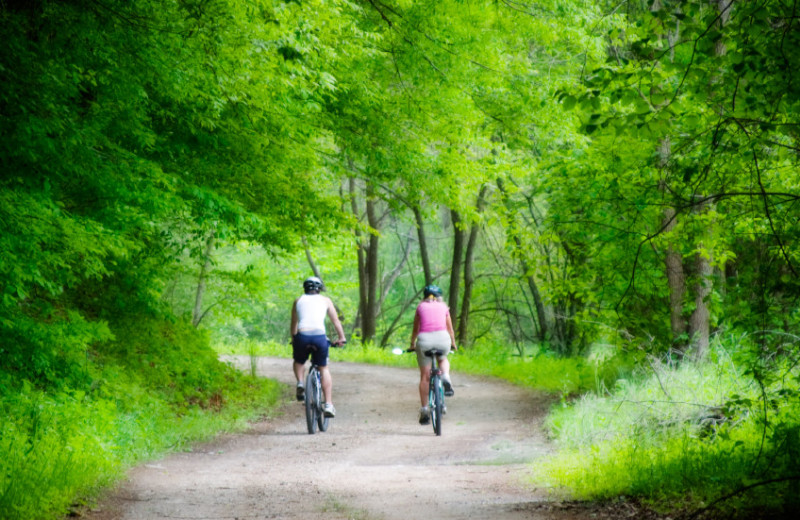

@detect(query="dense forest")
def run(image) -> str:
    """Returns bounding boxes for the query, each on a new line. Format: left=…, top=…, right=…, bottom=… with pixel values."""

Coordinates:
left=2, top=0, right=799, bottom=518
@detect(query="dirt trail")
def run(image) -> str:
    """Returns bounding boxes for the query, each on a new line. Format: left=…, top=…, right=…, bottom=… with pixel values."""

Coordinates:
left=83, top=356, right=589, bottom=520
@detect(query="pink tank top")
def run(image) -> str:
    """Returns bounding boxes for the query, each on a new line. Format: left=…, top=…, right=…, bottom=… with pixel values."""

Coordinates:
left=416, top=300, right=449, bottom=333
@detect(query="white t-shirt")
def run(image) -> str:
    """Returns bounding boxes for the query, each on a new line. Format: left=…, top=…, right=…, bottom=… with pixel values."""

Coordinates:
left=295, top=294, right=328, bottom=335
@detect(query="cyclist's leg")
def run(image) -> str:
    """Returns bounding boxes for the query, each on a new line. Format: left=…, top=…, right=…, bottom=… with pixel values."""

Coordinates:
left=293, top=361, right=306, bottom=384
left=438, top=355, right=451, bottom=379
left=415, top=342, right=435, bottom=408
left=438, top=355, right=454, bottom=396
left=292, top=334, right=313, bottom=400
left=417, top=364, right=430, bottom=407
left=319, top=365, right=332, bottom=404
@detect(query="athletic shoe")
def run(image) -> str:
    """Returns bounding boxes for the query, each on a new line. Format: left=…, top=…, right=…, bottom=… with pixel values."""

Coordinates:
left=443, top=380, right=454, bottom=397
left=323, top=403, right=336, bottom=418
left=418, top=407, right=430, bottom=425
left=296, top=383, right=304, bottom=401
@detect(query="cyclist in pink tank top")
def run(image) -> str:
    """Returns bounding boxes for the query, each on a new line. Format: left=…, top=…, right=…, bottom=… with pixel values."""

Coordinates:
left=409, top=284, right=457, bottom=425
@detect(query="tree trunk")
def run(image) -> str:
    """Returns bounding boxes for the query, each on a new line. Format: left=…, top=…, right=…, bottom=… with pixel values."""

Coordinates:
left=302, top=236, right=322, bottom=280
left=362, top=182, right=380, bottom=344
left=663, top=206, right=687, bottom=341
left=496, top=177, right=547, bottom=341
left=413, top=206, right=432, bottom=285
left=687, top=0, right=729, bottom=359
left=457, top=186, right=488, bottom=346
left=515, top=237, right=548, bottom=342
left=659, top=137, right=688, bottom=344
left=688, top=196, right=713, bottom=359
left=688, top=242, right=712, bottom=359
left=449, top=209, right=464, bottom=325
left=349, top=177, right=367, bottom=336
left=192, top=233, right=215, bottom=327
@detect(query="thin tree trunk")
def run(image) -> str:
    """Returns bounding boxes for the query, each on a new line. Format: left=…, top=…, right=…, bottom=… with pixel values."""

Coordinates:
left=413, top=206, right=432, bottom=285
left=687, top=0, right=729, bottom=359
left=349, top=177, right=367, bottom=336
left=457, top=186, right=488, bottom=346
left=378, top=231, right=411, bottom=310
left=192, top=233, right=215, bottom=327
left=688, top=197, right=713, bottom=359
left=449, top=209, right=464, bottom=327
left=362, top=182, right=380, bottom=344
left=496, top=177, right=547, bottom=341
left=302, top=236, right=322, bottom=280
left=659, top=137, right=688, bottom=344
left=651, top=3, right=690, bottom=351
left=664, top=207, right=687, bottom=341
left=514, top=237, right=547, bottom=341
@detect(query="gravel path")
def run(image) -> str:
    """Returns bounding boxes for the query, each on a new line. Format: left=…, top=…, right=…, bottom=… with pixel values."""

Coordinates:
left=82, top=356, right=594, bottom=520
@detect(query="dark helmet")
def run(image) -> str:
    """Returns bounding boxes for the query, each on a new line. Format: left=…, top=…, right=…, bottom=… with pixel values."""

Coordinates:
left=303, top=276, right=324, bottom=293
left=423, top=284, right=442, bottom=298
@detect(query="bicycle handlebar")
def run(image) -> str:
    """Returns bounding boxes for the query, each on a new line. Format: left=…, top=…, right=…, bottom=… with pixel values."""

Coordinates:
left=401, top=347, right=454, bottom=355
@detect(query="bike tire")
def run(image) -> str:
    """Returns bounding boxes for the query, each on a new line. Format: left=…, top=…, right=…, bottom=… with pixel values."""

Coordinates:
left=317, top=371, right=330, bottom=432
left=304, top=368, right=318, bottom=434
left=430, top=374, right=443, bottom=436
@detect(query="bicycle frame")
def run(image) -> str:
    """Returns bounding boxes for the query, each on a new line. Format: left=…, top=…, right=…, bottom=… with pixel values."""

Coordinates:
left=304, top=361, right=329, bottom=434
left=424, top=349, right=447, bottom=436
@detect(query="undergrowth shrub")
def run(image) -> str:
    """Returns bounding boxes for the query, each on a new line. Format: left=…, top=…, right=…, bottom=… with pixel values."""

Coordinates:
left=533, top=339, right=800, bottom=517
left=454, top=340, right=636, bottom=396
left=0, top=317, right=282, bottom=520
left=224, top=337, right=635, bottom=396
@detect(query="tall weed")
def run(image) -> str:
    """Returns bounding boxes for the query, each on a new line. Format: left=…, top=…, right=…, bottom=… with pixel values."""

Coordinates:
left=0, top=319, right=283, bottom=519
left=533, top=340, right=800, bottom=516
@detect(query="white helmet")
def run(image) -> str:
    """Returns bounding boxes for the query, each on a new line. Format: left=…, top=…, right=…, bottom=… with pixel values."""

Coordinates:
left=303, top=276, right=324, bottom=293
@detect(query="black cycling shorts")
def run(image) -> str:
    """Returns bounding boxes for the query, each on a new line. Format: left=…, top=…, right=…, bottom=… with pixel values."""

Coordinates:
left=292, top=333, right=329, bottom=367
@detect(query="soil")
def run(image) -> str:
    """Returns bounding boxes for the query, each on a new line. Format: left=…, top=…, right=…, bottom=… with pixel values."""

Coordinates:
left=79, top=356, right=659, bottom=520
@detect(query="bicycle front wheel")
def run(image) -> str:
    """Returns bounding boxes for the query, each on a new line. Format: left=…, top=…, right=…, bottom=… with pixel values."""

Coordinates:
left=429, top=374, right=443, bottom=436
left=304, top=368, right=319, bottom=434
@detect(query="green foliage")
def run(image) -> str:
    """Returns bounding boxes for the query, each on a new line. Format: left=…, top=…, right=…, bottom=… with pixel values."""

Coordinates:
left=2, top=0, right=800, bottom=516
left=550, top=0, right=800, bottom=345
left=0, top=318, right=281, bottom=519
left=535, top=338, right=800, bottom=516
left=453, top=340, right=633, bottom=396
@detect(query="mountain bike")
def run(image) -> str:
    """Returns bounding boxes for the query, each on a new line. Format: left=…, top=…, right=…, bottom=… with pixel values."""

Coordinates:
left=425, top=349, right=448, bottom=436
left=400, top=348, right=449, bottom=436
left=303, top=341, right=344, bottom=435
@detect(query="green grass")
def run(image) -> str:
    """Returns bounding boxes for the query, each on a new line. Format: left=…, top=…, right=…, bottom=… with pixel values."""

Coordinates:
left=532, top=341, right=800, bottom=517
left=0, top=318, right=284, bottom=520
left=214, top=338, right=618, bottom=396
left=0, top=372, right=282, bottom=519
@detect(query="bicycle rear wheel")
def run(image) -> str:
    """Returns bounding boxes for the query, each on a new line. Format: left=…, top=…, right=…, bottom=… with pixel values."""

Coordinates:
left=429, top=374, right=443, bottom=436
left=304, top=368, right=318, bottom=434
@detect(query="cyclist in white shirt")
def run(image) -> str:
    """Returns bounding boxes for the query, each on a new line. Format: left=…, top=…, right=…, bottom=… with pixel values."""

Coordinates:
left=290, top=277, right=346, bottom=417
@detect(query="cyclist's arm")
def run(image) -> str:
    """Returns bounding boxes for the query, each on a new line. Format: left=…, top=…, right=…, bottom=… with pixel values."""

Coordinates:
left=409, top=311, right=420, bottom=350
left=290, top=299, right=299, bottom=336
left=325, top=297, right=346, bottom=343
left=446, top=313, right=457, bottom=350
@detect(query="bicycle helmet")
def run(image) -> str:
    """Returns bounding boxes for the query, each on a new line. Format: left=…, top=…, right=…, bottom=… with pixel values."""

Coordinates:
left=423, top=284, right=442, bottom=298
left=303, top=276, right=324, bottom=293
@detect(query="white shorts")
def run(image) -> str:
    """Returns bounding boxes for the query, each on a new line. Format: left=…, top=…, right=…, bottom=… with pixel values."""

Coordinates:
left=415, top=331, right=451, bottom=367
